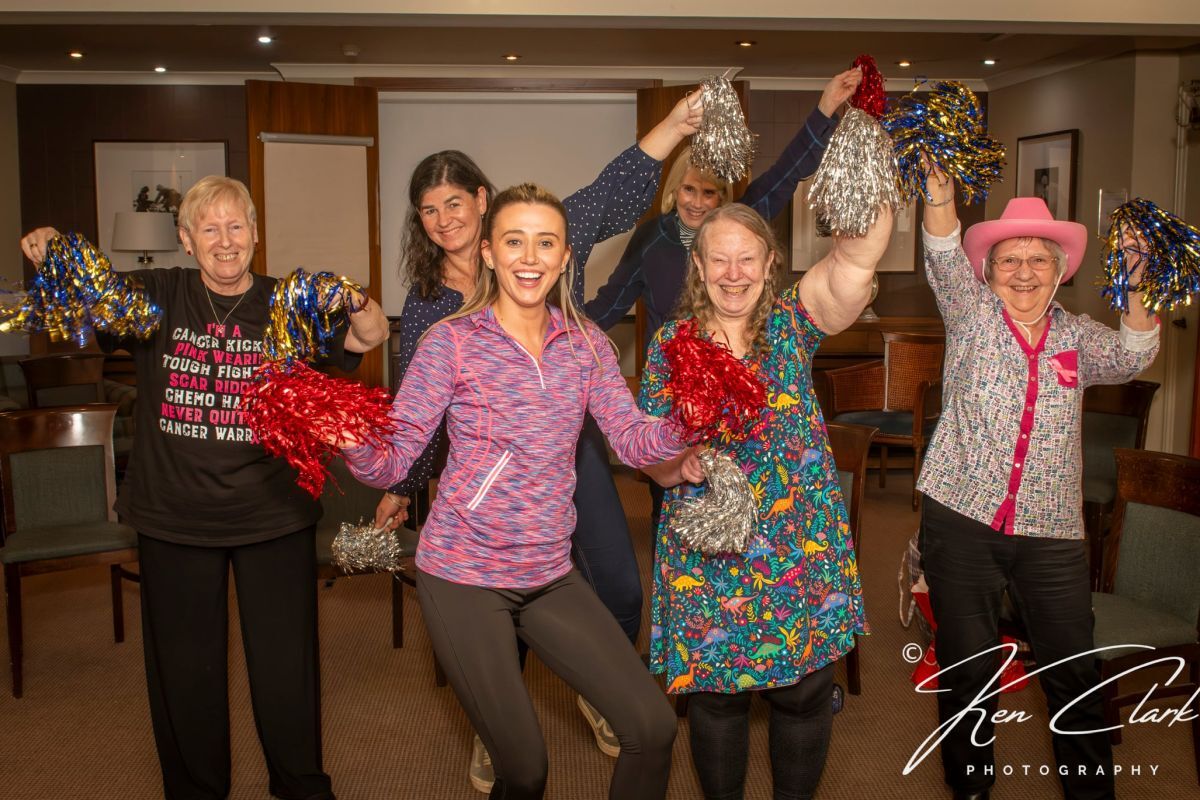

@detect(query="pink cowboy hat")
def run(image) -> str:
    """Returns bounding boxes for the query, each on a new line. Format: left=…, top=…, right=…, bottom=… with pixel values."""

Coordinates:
left=962, top=197, right=1087, bottom=283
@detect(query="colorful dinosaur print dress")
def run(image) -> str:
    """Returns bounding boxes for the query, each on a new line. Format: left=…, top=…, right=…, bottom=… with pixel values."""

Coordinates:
left=638, top=283, right=867, bottom=695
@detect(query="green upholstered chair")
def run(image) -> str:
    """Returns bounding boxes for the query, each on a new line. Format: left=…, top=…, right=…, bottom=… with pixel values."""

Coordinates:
left=0, top=405, right=138, bottom=698
left=1093, top=448, right=1200, bottom=784
left=826, top=421, right=877, bottom=696
left=825, top=331, right=945, bottom=511
left=1081, top=380, right=1159, bottom=590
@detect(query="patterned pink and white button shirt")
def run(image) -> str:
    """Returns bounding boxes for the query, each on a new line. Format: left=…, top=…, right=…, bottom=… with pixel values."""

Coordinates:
left=916, top=226, right=1158, bottom=539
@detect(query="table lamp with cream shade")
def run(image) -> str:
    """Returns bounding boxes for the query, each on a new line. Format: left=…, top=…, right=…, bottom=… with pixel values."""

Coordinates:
left=110, top=211, right=178, bottom=267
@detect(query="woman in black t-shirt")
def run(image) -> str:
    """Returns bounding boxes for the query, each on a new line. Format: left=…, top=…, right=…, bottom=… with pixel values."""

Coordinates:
left=20, top=175, right=388, bottom=800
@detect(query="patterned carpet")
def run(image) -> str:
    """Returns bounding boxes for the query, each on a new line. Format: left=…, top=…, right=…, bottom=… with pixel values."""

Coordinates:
left=0, top=470, right=1193, bottom=799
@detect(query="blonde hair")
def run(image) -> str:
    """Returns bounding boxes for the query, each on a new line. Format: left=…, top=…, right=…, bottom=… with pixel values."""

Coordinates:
left=178, top=176, right=257, bottom=233
left=660, top=146, right=735, bottom=215
left=445, top=183, right=608, bottom=365
left=675, top=204, right=784, bottom=358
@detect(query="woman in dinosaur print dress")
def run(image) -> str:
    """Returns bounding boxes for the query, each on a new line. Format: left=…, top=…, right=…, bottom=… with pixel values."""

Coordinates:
left=639, top=201, right=892, bottom=800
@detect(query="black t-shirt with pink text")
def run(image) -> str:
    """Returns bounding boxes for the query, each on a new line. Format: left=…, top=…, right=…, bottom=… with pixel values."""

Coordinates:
left=105, top=267, right=360, bottom=546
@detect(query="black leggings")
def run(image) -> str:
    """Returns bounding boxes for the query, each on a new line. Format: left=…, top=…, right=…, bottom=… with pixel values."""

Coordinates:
left=688, top=665, right=834, bottom=800
left=417, top=568, right=677, bottom=800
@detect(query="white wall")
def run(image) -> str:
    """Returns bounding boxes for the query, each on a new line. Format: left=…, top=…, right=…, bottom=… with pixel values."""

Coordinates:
left=377, top=92, right=640, bottom=372
left=0, top=78, right=28, bottom=357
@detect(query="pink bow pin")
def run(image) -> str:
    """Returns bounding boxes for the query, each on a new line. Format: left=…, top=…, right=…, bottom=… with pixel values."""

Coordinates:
left=1048, top=350, right=1079, bottom=387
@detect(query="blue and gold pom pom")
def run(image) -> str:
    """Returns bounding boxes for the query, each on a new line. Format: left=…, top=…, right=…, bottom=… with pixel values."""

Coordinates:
left=1101, top=199, right=1200, bottom=314
left=263, top=268, right=365, bottom=364
left=0, top=233, right=160, bottom=345
left=881, top=81, right=1006, bottom=206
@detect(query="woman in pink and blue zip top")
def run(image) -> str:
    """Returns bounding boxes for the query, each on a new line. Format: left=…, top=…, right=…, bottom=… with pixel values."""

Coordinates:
left=339, top=183, right=697, bottom=800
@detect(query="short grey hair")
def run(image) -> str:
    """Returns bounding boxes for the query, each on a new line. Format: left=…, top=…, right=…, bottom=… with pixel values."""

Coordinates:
left=983, top=237, right=1067, bottom=283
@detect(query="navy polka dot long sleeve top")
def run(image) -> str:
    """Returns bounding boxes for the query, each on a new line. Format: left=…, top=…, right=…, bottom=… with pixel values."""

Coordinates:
left=387, top=143, right=663, bottom=496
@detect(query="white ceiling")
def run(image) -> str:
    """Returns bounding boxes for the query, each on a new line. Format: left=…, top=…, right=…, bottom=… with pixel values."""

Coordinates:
left=1, top=4, right=1197, bottom=89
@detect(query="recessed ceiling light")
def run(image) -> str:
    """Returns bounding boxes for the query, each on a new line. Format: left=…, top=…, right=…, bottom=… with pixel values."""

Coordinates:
left=258, top=35, right=273, bottom=45
left=896, top=60, right=912, bottom=68
left=736, top=40, right=756, bottom=48
left=68, top=50, right=84, bottom=59
left=983, top=58, right=997, bottom=66
left=504, top=53, right=521, bottom=61
left=154, top=66, right=167, bottom=73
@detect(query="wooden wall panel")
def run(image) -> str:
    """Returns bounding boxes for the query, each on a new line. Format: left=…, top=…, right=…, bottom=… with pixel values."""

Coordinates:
left=17, top=84, right=248, bottom=246
left=16, top=84, right=248, bottom=353
left=245, top=80, right=382, bottom=386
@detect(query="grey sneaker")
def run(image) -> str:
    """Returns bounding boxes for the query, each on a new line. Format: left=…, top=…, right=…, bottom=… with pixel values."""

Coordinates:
left=576, top=695, right=620, bottom=757
left=469, top=734, right=495, bottom=793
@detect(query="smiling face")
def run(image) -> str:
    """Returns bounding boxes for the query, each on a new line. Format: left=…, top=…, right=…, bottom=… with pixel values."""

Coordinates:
left=674, top=167, right=724, bottom=228
left=693, top=217, right=770, bottom=324
left=179, top=200, right=257, bottom=295
left=418, top=182, right=488, bottom=259
left=987, top=237, right=1062, bottom=321
left=481, top=201, right=571, bottom=315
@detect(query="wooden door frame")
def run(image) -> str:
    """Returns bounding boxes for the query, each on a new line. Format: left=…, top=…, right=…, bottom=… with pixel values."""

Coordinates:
left=245, top=80, right=383, bottom=385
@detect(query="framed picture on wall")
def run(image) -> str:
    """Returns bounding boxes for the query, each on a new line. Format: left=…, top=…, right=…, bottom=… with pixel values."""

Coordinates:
left=1015, top=129, right=1078, bottom=221
left=94, top=140, right=227, bottom=271
left=790, top=181, right=917, bottom=272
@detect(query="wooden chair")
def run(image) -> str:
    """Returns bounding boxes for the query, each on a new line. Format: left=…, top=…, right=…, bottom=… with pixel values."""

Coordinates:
left=1093, top=448, right=1200, bottom=784
left=1081, top=380, right=1160, bottom=590
left=826, top=421, right=877, bottom=696
left=0, top=405, right=138, bottom=698
left=824, top=331, right=945, bottom=510
left=18, top=354, right=106, bottom=409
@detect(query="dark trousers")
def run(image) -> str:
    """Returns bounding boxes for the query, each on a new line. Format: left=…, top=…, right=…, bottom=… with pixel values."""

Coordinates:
left=571, top=413, right=642, bottom=644
left=138, top=530, right=333, bottom=800
left=418, top=568, right=677, bottom=800
left=920, top=498, right=1114, bottom=799
left=688, top=665, right=834, bottom=800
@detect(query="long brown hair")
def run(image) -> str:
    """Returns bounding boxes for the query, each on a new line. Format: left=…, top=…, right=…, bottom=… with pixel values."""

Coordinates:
left=401, top=150, right=495, bottom=300
left=674, top=203, right=784, bottom=357
left=446, top=183, right=606, bottom=365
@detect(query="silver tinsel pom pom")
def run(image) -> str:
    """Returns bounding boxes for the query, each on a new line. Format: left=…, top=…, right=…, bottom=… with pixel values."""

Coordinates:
left=690, top=75, right=756, bottom=183
left=331, top=520, right=404, bottom=573
left=807, top=107, right=902, bottom=237
left=671, top=449, right=759, bottom=556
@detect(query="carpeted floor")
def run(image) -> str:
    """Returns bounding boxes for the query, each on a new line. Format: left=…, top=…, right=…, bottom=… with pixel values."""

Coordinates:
left=1, top=470, right=1194, bottom=799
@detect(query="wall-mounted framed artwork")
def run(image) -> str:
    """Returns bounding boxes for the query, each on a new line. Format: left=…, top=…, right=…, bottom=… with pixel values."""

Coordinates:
left=94, top=140, right=227, bottom=271
left=1015, top=129, right=1078, bottom=221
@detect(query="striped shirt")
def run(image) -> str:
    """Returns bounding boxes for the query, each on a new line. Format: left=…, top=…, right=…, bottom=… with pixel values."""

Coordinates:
left=344, top=305, right=685, bottom=587
left=916, top=226, right=1159, bottom=539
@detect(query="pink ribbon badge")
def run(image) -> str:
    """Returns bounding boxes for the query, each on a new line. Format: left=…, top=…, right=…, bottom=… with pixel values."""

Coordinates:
left=1048, top=350, right=1079, bottom=388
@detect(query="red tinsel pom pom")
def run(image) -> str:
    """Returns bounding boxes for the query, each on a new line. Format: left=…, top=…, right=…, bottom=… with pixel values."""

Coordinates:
left=850, top=54, right=886, bottom=119
left=241, top=361, right=395, bottom=498
left=662, top=319, right=766, bottom=444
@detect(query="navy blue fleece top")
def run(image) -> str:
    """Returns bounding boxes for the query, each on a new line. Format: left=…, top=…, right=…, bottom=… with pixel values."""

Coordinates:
left=584, top=106, right=837, bottom=344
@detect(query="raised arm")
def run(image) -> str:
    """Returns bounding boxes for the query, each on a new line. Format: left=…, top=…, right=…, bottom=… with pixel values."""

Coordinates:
left=738, top=68, right=861, bottom=220
left=919, top=169, right=985, bottom=329
left=564, top=94, right=701, bottom=305
left=798, top=206, right=894, bottom=335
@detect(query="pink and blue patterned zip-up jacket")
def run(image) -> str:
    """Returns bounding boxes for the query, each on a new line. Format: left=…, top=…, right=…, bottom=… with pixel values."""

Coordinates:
left=344, top=304, right=685, bottom=588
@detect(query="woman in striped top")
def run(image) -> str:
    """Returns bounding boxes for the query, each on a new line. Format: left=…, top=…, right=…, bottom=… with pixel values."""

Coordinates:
left=342, top=184, right=693, bottom=800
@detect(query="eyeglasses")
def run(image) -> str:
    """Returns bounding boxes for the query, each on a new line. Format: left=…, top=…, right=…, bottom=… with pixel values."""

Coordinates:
left=990, top=255, right=1058, bottom=272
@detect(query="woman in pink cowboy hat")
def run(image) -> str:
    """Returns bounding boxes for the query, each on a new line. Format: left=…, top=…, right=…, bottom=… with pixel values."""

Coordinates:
left=915, top=169, right=1159, bottom=800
